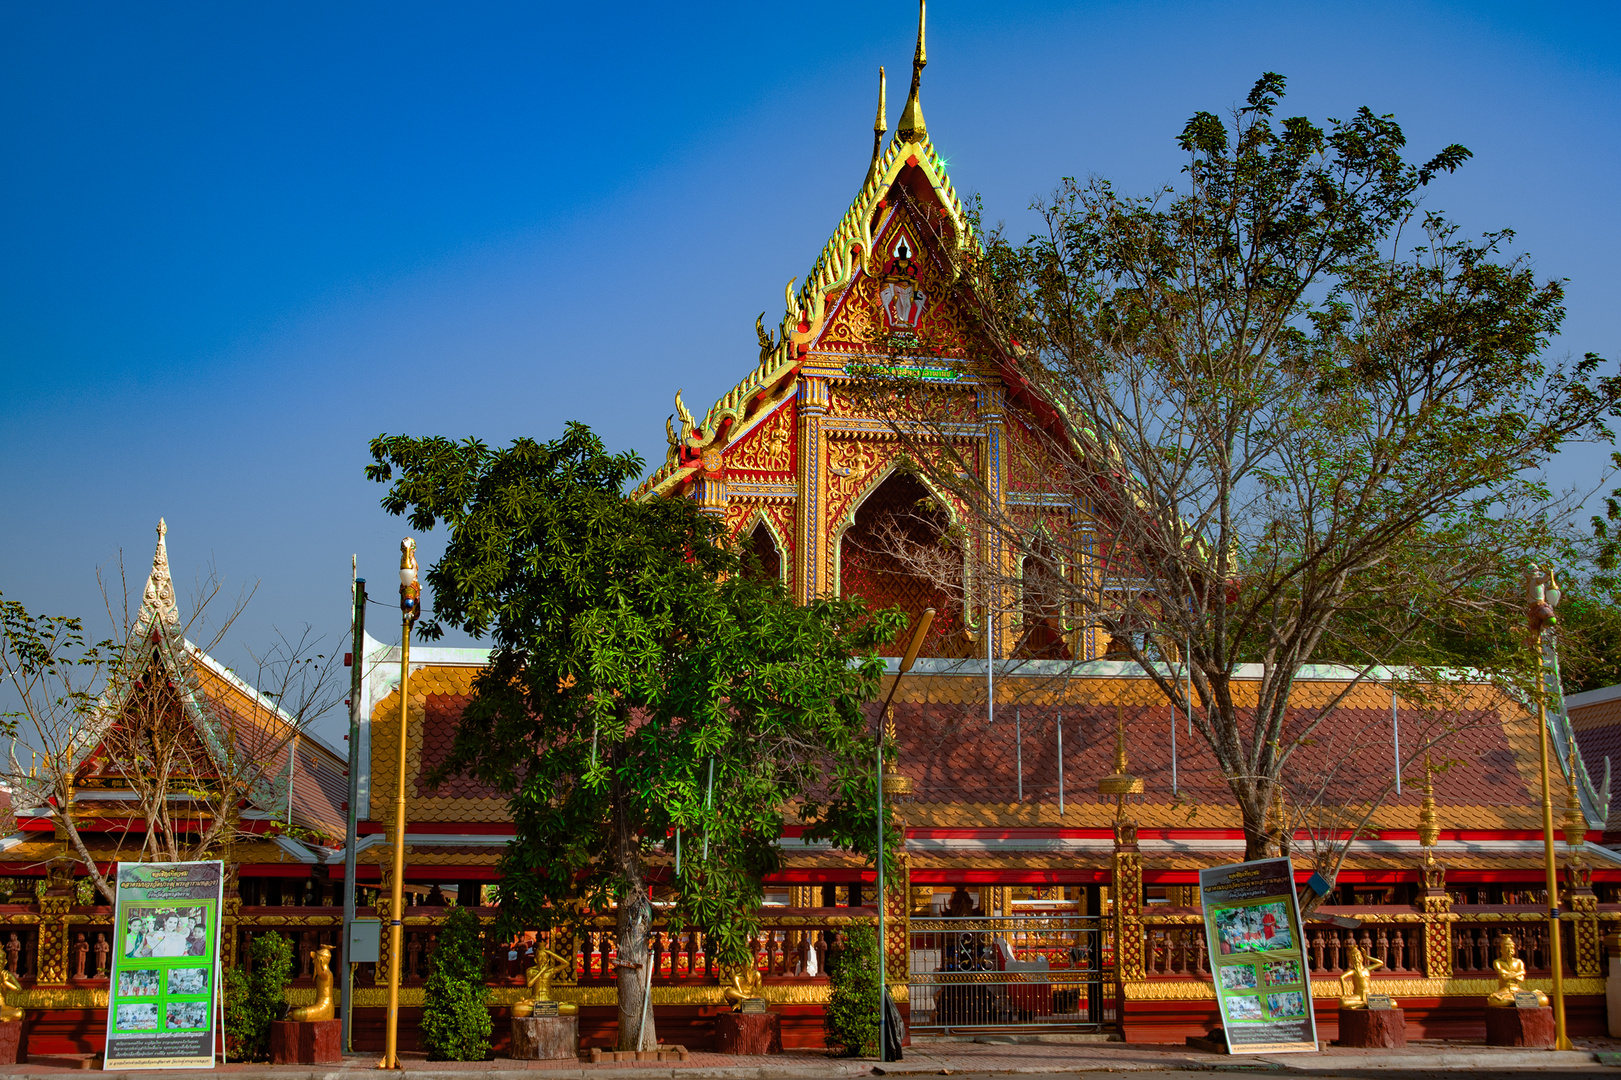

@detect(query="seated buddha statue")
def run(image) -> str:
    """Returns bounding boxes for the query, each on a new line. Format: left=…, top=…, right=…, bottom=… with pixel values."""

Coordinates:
left=1487, top=935, right=1547, bottom=1007
left=512, top=947, right=578, bottom=1017
left=720, top=962, right=764, bottom=1011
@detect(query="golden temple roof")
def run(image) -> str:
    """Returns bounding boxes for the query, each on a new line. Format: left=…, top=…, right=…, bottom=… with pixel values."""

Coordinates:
left=633, top=8, right=971, bottom=502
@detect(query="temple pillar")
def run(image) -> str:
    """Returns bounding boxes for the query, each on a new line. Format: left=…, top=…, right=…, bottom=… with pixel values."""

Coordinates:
left=35, top=895, right=71, bottom=986
left=222, top=896, right=242, bottom=970
left=796, top=376, right=830, bottom=601
left=1568, top=861, right=1601, bottom=978
left=976, top=383, right=1009, bottom=657
left=1111, top=821, right=1144, bottom=983
left=884, top=852, right=910, bottom=994
left=692, top=470, right=727, bottom=519
left=1419, top=856, right=1452, bottom=978
left=373, top=894, right=393, bottom=986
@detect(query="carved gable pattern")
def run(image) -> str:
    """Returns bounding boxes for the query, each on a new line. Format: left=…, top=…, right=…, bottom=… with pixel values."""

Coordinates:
left=723, top=399, right=796, bottom=476
left=818, top=212, right=971, bottom=358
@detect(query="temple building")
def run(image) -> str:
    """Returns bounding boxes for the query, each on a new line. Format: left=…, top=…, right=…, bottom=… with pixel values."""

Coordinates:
left=1, top=7, right=1618, bottom=1054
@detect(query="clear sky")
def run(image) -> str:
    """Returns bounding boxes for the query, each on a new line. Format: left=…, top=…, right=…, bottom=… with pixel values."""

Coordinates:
left=3, top=1, right=1618, bottom=745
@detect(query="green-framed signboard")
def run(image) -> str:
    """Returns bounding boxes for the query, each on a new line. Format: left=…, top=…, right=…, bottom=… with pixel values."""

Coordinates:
left=103, top=861, right=224, bottom=1069
left=1197, top=856, right=1318, bottom=1054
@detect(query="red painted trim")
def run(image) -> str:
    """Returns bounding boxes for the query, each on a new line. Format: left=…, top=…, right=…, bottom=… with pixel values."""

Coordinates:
left=355, top=821, right=516, bottom=836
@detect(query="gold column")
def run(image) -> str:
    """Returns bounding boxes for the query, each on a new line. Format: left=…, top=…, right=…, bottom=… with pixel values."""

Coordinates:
left=35, top=895, right=71, bottom=985
left=885, top=852, right=910, bottom=995
left=1111, top=821, right=1144, bottom=983
left=1563, top=768, right=1602, bottom=978
left=222, top=896, right=241, bottom=970
left=1417, top=766, right=1453, bottom=978
left=796, top=376, right=830, bottom=602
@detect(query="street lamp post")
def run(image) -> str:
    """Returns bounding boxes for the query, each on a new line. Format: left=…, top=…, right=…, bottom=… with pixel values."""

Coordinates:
left=382, top=539, right=421, bottom=1070
left=875, top=607, right=934, bottom=1062
left=1527, top=565, right=1572, bottom=1051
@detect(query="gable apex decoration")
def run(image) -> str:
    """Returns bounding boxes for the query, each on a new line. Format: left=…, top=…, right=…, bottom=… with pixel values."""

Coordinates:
left=137, top=518, right=180, bottom=637
left=636, top=107, right=972, bottom=501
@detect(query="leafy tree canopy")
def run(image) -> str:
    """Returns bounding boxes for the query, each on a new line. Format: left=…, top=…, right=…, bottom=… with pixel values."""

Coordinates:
left=366, top=422, right=904, bottom=1049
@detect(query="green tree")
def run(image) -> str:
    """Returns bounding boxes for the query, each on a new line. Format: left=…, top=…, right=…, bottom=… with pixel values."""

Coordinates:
left=224, top=931, right=292, bottom=1061
left=864, top=73, right=1621, bottom=876
left=420, top=906, right=492, bottom=1061
left=823, top=923, right=880, bottom=1057
left=366, top=422, right=904, bottom=1051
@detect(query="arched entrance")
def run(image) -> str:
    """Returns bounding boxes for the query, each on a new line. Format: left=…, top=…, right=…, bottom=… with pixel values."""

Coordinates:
left=743, top=519, right=782, bottom=583
left=837, top=471, right=967, bottom=656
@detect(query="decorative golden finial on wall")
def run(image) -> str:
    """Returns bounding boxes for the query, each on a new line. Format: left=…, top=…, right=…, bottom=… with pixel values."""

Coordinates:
left=896, top=0, right=927, bottom=143
left=1098, top=704, right=1143, bottom=820
left=1417, top=757, right=1440, bottom=856
left=1563, top=734, right=1587, bottom=852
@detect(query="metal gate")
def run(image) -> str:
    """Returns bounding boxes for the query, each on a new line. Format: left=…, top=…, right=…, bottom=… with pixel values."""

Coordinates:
left=907, top=914, right=1115, bottom=1034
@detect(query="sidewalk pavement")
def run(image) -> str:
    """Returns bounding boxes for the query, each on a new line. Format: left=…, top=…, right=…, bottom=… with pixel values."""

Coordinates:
left=3, top=1038, right=1620, bottom=1079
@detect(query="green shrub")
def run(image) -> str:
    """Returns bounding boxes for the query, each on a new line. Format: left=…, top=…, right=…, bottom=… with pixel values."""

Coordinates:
left=824, top=923, right=880, bottom=1057
left=420, top=906, right=492, bottom=1060
left=225, top=931, right=293, bottom=1061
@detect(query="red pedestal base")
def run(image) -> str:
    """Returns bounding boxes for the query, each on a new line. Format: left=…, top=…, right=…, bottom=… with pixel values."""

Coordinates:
left=1336, top=1007, right=1407, bottom=1048
left=1485, top=1006, right=1555, bottom=1047
left=0, top=1022, right=23, bottom=1064
left=509, top=1016, right=579, bottom=1060
left=269, top=1019, right=342, bottom=1064
left=715, top=1012, right=782, bottom=1055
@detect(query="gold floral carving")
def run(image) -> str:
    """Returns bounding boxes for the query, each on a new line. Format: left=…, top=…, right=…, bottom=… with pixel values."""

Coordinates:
left=822, top=274, right=879, bottom=350
left=727, top=407, right=794, bottom=474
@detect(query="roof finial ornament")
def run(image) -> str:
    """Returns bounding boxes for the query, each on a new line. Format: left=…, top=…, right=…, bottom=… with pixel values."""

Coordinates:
left=866, top=66, right=888, bottom=186
left=140, top=517, right=179, bottom=630
left=1098, top=704, right=1144, bottom=819
left=896, top=0, right=927, bottom=143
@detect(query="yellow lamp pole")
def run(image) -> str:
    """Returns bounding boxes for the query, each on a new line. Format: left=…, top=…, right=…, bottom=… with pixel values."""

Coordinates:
left=875, top=607, right=933, bottom=1063
left=1527, top=565, right=1572, bottom=1050
left=382, top=538, right=421, bottom=1069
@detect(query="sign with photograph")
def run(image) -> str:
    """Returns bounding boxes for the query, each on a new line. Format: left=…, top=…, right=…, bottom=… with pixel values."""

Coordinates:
left=1198, top=857, right=1317, bottom=1054
left=104, top=861, right=224, bottom=1070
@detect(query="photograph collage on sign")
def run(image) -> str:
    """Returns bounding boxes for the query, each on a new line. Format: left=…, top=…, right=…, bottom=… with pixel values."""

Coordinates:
left=110, top=902, right=216, bottom=1033
left=1210, top=901, right=1307, bottom=1025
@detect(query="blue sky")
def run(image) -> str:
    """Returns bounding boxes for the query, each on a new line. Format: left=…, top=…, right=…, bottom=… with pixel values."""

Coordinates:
left=3, top=2, right=1618, bottom=745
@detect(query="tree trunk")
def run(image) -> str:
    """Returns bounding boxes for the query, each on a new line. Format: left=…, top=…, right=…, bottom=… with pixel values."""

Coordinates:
left=614, top=786, right=656, bottom=1052
left=1241, top=793, right=1271, bottom=862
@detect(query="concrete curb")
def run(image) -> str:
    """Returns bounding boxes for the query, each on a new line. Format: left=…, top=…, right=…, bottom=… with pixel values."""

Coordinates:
left=1251, top=1048, right=1603, bottom=1070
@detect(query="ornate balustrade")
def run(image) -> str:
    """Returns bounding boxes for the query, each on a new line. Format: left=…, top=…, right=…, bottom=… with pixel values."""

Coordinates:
left=1131, top=900, right=1603, bottom=989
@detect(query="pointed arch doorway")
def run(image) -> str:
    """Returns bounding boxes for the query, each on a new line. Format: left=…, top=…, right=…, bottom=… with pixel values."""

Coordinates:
left=836, top=470, right=969, bottom=657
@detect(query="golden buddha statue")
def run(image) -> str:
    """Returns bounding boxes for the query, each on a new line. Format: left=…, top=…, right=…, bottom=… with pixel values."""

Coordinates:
left=288, top=944, right=335, bottom=1022
left=1338, top=940, right=1383, bottom=1009
left=1488, top=935, right=1547, bottom=1007
left=512, top=947, right=577, bottom=1018
left=719, top=962, right=763, bottom=1011
left=0, top=952, right=21, bottom=1023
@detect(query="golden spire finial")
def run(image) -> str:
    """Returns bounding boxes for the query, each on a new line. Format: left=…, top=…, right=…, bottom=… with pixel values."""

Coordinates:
left=1563, top=734, right=1587, bottom=848
left=866, top=66, right=888, bottom=188
left=896, top=0, right=927, bottom=143
left=1417, top=757, right=1440, bottom=853
left=1098, top=704, right=1143, bottom=812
